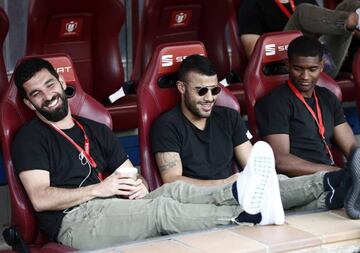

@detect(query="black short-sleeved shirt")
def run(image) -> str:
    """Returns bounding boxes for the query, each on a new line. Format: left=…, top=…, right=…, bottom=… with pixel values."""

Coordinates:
left=151, top=105, right=250, bottom=179
left=238, top=0, right=318, bottom=35
left=11, top=116, right=128, bottom=241
left=255, top=83, right=346, bottom=165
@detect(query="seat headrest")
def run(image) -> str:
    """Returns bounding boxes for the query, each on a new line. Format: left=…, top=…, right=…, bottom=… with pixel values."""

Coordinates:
left=255, top=30, right=302, bottom=64
left=157, top=41, right=206, bottom=75
left=244, top=31, right=303, bottom=91
left=45, top=55, right=76, bottom=83
left=132, top=0, right=232, bottom=81
left=138, top=41, right=207, bottom=113
left=7, top=53, right=112, bottom=128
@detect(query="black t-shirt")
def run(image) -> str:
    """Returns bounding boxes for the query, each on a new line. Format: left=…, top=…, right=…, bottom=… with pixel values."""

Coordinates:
left=255, top=83, right=346, bottom=165
left=12, top=116, right=128, bottom=241
left=151, top=105, right=250, bottom=179
left=238, top=0, right=318, bottom=35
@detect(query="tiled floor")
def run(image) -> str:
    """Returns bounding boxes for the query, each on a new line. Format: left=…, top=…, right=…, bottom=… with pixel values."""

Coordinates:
left=85, top=209, right=360, bottom=253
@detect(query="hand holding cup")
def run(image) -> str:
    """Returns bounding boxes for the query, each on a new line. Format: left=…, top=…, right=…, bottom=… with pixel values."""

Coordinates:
left=115, top=167, right=138, bottom=180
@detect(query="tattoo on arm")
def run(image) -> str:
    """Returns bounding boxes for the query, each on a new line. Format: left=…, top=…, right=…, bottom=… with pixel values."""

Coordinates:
left=157, top=153, right=180, bottom=173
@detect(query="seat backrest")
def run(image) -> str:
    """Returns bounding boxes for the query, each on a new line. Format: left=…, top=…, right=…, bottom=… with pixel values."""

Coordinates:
left=244, top=31, right=342, bottom=139
left=0, top=7, right=9, bottom=100
left=0, top=54, right=112, bottom=246
left=132, top=0, right=233, bottom=82
left=137, top=41, right=240, bottom=190
left=353, top=49, right=360, bottom=116
left=26, top=0, right=125, bottom=103
left=228, top=0, right=247, bottom=80
left=323, top=0, right=341, bottom=9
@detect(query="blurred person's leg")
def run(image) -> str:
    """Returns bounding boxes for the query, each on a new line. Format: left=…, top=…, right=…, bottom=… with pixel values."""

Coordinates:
left=284, top=2, right=359, bottom=77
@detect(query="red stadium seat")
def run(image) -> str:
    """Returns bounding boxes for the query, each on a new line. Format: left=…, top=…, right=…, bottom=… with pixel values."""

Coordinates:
left=132, top=0, right=232, bottom=81
left=323, top=0, right=342, bottom=9
left=336, top=72, right=355, bottom=102
left=353, top=49, right=360, bottom=115
left=244, top=31, right=342, bottom=139
left=131, top=0, right=247, bottom=110
left=0, top=54, right=112, bottom=252
left=226, top=0, right=248, bottom=111
left=137, top=41, right=240, bottom=190
left=227, top=0, right=247, bottom=81
left=25, top=0, right=137, bottom=131
left=0, top=7, right=9, bottom=100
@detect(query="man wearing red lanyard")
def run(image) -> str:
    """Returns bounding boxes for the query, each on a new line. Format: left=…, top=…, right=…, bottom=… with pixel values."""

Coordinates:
left=238, top=0, right=360, bottom=78
left=256, top=35, right=360, bottom=219
left=11, top=57, right=287, bottom=250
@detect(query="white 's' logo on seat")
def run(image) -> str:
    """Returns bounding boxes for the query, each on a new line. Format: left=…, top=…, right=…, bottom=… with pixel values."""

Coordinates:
left=265, top=44, right=276, bottom=56
left=161, top=55, right=173, bottom=67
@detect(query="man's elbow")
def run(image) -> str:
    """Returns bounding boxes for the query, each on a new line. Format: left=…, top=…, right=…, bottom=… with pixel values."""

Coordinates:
left=31, top=198, right=48, bottom=212
left=274, top=156, right=289, bottom=174
left=349, top=143, right=359, bottom=157
left=28, top=191, right=51, bottom=212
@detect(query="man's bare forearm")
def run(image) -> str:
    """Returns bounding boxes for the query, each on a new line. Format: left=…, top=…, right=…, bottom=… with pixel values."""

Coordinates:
left=276, top=153, right=340, bottom=177
left=156, top=152, right=238, bottom=186
left=31, top=183, right=101, bottom=212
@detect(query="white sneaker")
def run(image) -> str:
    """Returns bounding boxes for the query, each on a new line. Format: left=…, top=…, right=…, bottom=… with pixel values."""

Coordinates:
left=236, top=141, right=275, bottom=214
left=259, top=172, right=285, bottom=225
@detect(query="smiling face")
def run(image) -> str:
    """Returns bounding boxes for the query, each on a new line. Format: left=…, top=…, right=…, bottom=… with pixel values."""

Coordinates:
left=289, top=55, right=324, bottom=98
left=178, top=71, right=219, bottom=121
left=23, top=68, right=69, bottom=122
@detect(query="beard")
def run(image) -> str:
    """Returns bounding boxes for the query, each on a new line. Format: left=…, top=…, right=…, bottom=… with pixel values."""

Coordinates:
left=34, top=92, right=69, bottom=122
left=184, top=90, right=213, bottom=119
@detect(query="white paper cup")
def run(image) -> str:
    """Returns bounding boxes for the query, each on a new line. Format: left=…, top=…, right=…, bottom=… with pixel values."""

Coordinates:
left=115, top=167, right=138, bottom=180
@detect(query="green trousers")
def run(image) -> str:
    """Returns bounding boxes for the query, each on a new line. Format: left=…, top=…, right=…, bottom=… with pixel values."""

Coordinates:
left=58, top=181, right=240, bottom=250
left=58, top=172, right=326, bottom=250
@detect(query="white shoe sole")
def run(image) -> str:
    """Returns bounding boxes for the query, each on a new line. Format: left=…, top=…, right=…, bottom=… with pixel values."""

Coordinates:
left=236, top=141, right=276, bottom=214
left=259, top=173, right=285, bottom=225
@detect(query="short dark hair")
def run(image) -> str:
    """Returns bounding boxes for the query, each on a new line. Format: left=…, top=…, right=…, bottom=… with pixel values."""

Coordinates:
left=14, top=57, right=59, bottom=99
left=287, top=35, right=323, bottom=62
left=178, top=54, right=217, bottom=82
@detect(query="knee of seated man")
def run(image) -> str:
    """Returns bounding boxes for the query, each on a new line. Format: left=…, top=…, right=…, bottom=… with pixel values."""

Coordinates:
left=294, top=3, right=318, bottom=16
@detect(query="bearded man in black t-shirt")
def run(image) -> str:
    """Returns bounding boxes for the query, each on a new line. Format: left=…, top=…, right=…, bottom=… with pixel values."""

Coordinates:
left=256, top=35, right=360, bottom=219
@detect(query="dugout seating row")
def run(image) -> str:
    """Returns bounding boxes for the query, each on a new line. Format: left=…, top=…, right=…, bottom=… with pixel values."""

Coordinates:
left=0, top=0, right=357, bottom=133
left=0, top=0, right=358, bottom=252
left=0, top=29, right=355, bottom=252
left=23, top=0, right=249, bottom=135
left=23, top=0, right=360, bottom=126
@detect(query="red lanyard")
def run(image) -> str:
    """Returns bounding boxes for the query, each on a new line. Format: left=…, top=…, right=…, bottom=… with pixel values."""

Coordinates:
left=48, top=118, right=103, bottom=181
left=287, top=80, right=335, bottom=165
left=274, top=0, right=295, bottom=18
